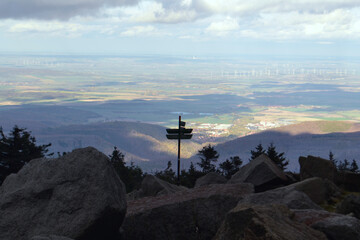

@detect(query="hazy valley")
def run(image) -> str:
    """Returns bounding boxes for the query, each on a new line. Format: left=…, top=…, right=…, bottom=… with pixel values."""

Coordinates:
left=1, top=103, right=360, bottom=172
left=1, top=54, right=360, bottom=172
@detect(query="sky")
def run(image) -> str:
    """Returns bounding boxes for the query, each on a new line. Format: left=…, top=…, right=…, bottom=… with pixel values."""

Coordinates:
left=0, top=0, right=360, bottom=56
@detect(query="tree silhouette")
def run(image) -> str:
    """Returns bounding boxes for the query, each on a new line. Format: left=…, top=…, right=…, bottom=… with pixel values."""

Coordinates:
left=329, top=151, right=337, bottom=166
left=266, top=143, right=288, bottom=170
left=179, top=162, right=204, bottom=188
left=250, top=143, right=265, bottom=161
left=336, top=158, right=360, bottom=173
left=338, top=159, right=350, bottom=171
left=197, top=144, right=219, bottom=173
left=109, top=146, right=125, bottom=167
left=328, top=150, right=359, bottom=173
left=219, top=156, right=243, bottom=179
left=156, top=161, right=204, bottom=188
left=249, top=143, right=288, bottom=170
left=350, top=160, right=359, bottom=173
left=0, top=125, right=52, bottom=185
left=155, top=161, right=176, bottom=184
left=109, top=146, right=143, bottom=192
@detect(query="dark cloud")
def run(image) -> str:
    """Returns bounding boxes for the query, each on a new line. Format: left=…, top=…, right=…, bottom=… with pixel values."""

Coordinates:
left=0, top=0, right=139, bottom=20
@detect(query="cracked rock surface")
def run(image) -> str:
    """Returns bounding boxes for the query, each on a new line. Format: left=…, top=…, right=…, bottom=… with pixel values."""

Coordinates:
left=0, top=147, right=127, bottom=240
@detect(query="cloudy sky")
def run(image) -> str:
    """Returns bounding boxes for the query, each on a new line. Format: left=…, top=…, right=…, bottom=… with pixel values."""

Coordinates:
left=0, top=0, right=359, bottom=56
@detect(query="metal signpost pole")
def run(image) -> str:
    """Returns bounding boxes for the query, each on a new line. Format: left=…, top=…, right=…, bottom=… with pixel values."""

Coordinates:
left=178, top=116, right=181, bottom=184
left=166, top=116, right=193, bottom=185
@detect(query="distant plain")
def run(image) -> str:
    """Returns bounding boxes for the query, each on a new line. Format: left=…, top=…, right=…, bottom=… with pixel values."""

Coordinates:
left=1, top=54, right=360, bottom=171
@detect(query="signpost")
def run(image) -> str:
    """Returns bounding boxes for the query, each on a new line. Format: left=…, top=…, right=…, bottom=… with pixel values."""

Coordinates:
left=166, top=116, right=193, bottom=184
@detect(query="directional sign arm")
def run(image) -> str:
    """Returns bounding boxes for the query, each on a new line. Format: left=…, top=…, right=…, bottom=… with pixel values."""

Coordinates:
left=166, top=128, right=193, bottom=134
left=166, top=134, right=193, bottom=140
left=180, top=134, right=192, bottom=139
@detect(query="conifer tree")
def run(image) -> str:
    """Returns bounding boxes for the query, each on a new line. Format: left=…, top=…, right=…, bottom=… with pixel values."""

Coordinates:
left=155, top=161, right=176, bottom=184
left=109, top=146, right=125, bottom=168
left=350, top=159, right=359, bottom=173
left=329, top=151, right=337, bottom=165
left=266, top=143, right=288, bottom=170
left=250, top=143, right=265, bottom=161
left=219, top=156, right=243, bottom=179
left=338, top=159, right=350, bottom=171
left=179, top=162, right=204, bottom=188
left=197, top=144, right=219, bottom=173
left=0, top=126, right=52, bottom=185
left=109, top=146, right=143, bottom=192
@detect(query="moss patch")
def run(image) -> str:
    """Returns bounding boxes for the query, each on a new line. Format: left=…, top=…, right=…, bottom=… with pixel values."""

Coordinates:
left=320, top=190, right=360, bottom=212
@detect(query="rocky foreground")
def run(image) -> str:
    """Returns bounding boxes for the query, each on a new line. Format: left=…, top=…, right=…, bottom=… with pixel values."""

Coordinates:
left=1, top=147, right=360, bottom=240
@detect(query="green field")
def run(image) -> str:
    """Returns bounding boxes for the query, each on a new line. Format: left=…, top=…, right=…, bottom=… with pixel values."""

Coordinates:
left=1, top=54, right=360, bottom=135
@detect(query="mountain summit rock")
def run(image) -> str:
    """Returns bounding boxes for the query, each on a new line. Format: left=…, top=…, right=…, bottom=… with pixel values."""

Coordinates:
left=0, top=147, right=127, bottom=240
left=228, top=154, right=288, bottom=192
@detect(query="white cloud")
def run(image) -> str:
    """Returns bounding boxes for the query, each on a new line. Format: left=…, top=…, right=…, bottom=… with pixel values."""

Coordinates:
left=8, top=21, right=85, bottom=37
left=2, top=0, right=360, bottom=42
left=206, top=18, right=239, bottom=35
left=121, top=25, right=157, bottom=36
left=129, top=1, right=198, bottom=23
left=181, top=0, right=193, bottom=8
left=250, top=8, right=360, bottom=40
left=193, top=0, right=360, bottom=15
left=317, top=41, right=334, bottom=44
left=5, top=19, right=118, bottom=37
left=116, top=0, right=360, bottom=40
left=179, top=35, right=195, bottom=39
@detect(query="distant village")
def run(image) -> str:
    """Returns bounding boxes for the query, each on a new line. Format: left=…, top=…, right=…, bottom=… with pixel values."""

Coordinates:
left=190, top=119, right=294, bottom=140
left=245, top=119, right=294, bottom=131
left=194, top=123, right=233, bottom=137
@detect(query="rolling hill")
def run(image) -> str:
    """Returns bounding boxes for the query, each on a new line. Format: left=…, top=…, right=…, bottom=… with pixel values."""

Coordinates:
left=35, top=120, right=360, bottom=172
left=0, top=105, right=101, bottom=131
left=34, top=121, right=202, bottom=170
left=211, top=121, right=360, bottom=172
left=2, top=109, right=360, bottom=172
